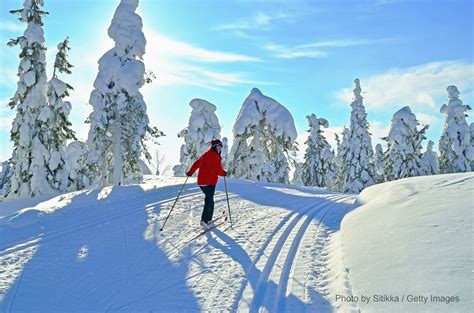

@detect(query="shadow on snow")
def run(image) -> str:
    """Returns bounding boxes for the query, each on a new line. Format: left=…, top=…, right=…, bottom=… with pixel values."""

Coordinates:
left=0, top=177, right=357, bottom=312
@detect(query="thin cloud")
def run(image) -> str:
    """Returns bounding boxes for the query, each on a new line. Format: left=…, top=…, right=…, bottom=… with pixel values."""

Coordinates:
left=146, top=62, right=261, bottom=91
left=0, top=98, right=13, bottom=132
left=142, top=28, right=268, bottom=89
left=0, top=68, right=17, bottom=88
left=68, top=26, right=264, bottom=95
left=214, top=12, right=291, bottom=31
left=298, top=38, right=398, bottom=49
left=265, top=37, right=396, bottom=59
left=146, top=30, right=261, bottom=63
left=415, top=112, right=441, bottom=128
left=335, top=61, right=474, bottom=112
left=0, top=116, right=12, bottom=132
left=0, top=21, right=24, bottom=32
left=264, top=43, right=327, bottom=59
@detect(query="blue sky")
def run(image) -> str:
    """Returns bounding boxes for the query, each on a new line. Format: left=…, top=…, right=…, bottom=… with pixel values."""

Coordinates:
left=0, top=0, right=473, bottom=171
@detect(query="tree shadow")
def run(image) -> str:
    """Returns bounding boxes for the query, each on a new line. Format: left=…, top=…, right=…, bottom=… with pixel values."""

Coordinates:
left=0, top=177, right=357, bottom=312
left=208, top=228, right=332, bottom=312
left=0, top=182, right=201, bottom=312
left=214, top=178, right=357, bottom=234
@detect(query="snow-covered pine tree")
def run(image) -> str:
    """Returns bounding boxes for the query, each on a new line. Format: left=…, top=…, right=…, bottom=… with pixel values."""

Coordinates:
left=374, top=143, right=384, bottom=183
left=470, top=123, right=474, bottom=170
left=291, top=162, right=304, bottom=186
left=65, top=141, right=89, bottom=191
left=334, top=127, right=350, bottom=191
left=46, top=37, right=77, bottom=192
left=221, top=137, right=229, bottom=168
left=0, top=161, right=13, bottom=195
left=6, top=0, right=60, bottom=198
left=438, top=85, right=473, bottom=173
left=339, top=79, right=375, bottom=193
left=173, top=99, right=222, bottom=177
left=227, top=135, right=248, bottom=179
left=383, top=106, right=428, bottom=181
left=421, top=140, right=439, bottom=175
left=86, top=0, right=163, bottom=186
left=301, top=114, right=334, bottom=187
left=323, top=145, right=337, bottom=189
left=227, top=88, right=297, bottom=183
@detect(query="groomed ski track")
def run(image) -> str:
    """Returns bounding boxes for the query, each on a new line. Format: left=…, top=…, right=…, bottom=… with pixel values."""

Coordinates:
left=0, top=177, right=357, bottom=312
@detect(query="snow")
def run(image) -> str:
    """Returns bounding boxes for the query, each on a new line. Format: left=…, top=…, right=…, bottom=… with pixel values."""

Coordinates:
left=421, top=140, right=439, bottom=175
left=87, top=0, right=155, bottom=186
left=233, top=88, right=297, bottom=142
left=228, top=88, right=297, bottom=183
left=302, top=114, right=335, bottom=188
left=341, top=172, right=473, bottom=313
left=23, top=71, right=36, bottom=87
left=0, top=176, right=356, bottom=312
left=336, top=79, right=375, bottom=193
left=23, top=23, right=45, bottom=44
left=384, top=106, right=427, bottom=180
left=0, top=174, right=471, bottom=312
left=438, top=85, right=472, bottom=173
left=49, top=77, right=68, bottom=97
left=107, top=0, right=145, bottom=59
left=173, top=98, right=222, bottom=177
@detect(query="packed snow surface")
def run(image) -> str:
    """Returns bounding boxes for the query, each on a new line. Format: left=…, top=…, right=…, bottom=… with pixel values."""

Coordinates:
left=0, top=174, right=471, bottom=312
left=341, top=172, right=473, bottom=313
left=0, top=177, right=356, bottom=312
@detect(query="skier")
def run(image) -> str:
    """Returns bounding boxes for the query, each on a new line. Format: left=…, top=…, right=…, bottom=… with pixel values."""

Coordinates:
left=186, top=139, right=227, bottom=230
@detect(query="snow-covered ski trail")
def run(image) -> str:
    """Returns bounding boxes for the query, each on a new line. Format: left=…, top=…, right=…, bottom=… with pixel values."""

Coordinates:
left=0, top=187, right=202, bottom=256
left=0, top=178, right=361, bottom=312
left=236, top=194, right=350, bottom=312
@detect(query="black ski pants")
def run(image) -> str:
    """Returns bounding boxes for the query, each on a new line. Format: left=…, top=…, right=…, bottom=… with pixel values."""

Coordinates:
left=199, top=185, right=216, bottom=223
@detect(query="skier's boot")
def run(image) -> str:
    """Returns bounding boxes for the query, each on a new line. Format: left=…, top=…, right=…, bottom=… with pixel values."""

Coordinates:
left=200, top=220, right=210, bottom=230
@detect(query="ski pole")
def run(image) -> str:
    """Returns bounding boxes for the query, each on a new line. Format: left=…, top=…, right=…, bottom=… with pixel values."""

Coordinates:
left=224, top=176, right=233, bottom=228
left=160, top=176, right=189, bottom=232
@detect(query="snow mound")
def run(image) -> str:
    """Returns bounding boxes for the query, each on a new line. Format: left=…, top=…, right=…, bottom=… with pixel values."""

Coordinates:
left=341, top=173, right=473, bottom=313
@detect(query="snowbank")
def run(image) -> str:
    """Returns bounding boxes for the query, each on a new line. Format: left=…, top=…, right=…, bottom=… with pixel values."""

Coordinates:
left=340, top=173, right=473, bottom=313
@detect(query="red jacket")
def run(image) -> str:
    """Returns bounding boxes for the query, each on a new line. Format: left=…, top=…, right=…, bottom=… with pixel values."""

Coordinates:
left=188, top=148, right=226, bottom=186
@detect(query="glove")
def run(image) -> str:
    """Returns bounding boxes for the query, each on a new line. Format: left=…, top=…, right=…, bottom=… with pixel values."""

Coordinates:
left=223, top=171, right=227, bottom=177
left=186, top=171, right=192, bottom=177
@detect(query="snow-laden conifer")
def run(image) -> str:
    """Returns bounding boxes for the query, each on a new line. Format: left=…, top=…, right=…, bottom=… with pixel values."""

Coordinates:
left=470, top=123, right=474, bottom=170
left=173, top=99, right=221, bottom=176
left=45, top=37, right=77, bottom=192
left=228, top=88, right=297, bottom=183
left=86, top=0, right=163, bottom=186
left=6, top=0, right=57, bottom=198
left=438, top=85, right=472, bottom=173
left=227, top=136, right=248, bottom=179
left=301, top=114, right=334, bottom=187
left=291, top=162, right=304, bottom=186
left=334, top=127, right=350, bottom=191
left=338, top=79, right=375, bottom=192
left=374, top=143, right=384, bottom=183
left=421, top=140, right=439, bottom=175
left=65, top=141, right=89, bottom=191
left=323, top=145, right=337, bottom=189
left=221, top=137, right=229, bottom=168
left=383, top=106, right=428, bottom=181
left=0, top=161, right=12, bottom=195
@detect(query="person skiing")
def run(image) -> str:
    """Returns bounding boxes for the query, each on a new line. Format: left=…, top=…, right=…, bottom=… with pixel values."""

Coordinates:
left=186, top=139, right=227, bottom=230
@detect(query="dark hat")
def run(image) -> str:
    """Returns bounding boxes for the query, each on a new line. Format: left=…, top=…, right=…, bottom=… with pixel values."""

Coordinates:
left=211, top=139, right=223, bottom=147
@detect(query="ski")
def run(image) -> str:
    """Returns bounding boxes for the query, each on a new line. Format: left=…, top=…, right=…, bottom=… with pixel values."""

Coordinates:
left=181, top=220, right=226, bottom=247
left=175, top=212, right=227, bottom=245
